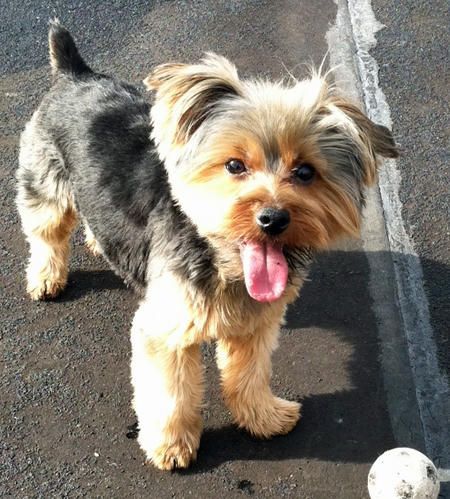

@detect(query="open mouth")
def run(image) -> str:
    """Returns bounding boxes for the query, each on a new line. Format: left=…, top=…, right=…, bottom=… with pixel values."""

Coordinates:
left=239, top=241, right=288, bottom=303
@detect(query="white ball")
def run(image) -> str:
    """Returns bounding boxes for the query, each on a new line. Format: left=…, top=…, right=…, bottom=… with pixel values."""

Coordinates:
left=368, top=447, right=440, bottom=499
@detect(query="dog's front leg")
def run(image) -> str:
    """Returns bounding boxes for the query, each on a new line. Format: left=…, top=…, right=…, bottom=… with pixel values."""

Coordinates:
left=130, top=293, right=204, bottom=470
left=216, top=326, right=300, bottom=439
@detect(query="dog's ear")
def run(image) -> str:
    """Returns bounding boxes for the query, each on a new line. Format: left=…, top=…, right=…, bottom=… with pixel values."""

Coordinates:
left=335, top=101, right=399, bottom=159
left=145, top=54, right=242, bottom=144
left=325, top=99, right=399, bottom=185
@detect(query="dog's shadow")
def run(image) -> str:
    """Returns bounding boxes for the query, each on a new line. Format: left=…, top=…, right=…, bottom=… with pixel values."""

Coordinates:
left=57, top=269, right=127, bottom=301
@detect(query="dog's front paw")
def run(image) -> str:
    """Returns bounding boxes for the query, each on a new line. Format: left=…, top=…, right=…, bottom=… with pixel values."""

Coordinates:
left=148, top=440, right=198, bottom=470
left=138, top=425, right=201, bottom=471
left=26, top=273, right=67, bottom=300
left=240, top=397, right=301, bottom=439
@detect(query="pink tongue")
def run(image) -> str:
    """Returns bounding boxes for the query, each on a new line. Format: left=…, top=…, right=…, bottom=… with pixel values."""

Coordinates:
left=240, top=241, right=288, bottom=302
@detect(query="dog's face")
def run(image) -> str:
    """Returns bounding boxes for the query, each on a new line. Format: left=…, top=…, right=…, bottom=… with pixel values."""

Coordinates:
left=145, top=54, right=398, bottom=302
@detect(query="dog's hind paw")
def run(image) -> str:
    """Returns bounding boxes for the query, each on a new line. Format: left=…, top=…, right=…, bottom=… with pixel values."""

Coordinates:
left=85, top=237, right=102, bottom=257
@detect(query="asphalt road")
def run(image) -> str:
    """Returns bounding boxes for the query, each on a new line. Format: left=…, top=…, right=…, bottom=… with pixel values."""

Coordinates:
left=372, top=0, right=450, bottom=380
left=0, top=1, right=448, bottom=498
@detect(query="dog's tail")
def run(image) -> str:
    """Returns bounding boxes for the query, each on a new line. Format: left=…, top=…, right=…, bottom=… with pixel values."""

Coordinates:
left=48, top=19, right=92, bottom=78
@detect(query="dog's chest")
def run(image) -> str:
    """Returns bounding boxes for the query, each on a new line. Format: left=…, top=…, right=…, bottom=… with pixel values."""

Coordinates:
left=189, top=282, right=294, bottom=340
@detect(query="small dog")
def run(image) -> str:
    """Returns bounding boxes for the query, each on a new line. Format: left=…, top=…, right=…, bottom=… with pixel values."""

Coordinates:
left=17, top=21, right=398, bottom=470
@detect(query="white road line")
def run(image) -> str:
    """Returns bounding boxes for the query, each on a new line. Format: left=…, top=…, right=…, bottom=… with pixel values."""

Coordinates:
left=327, top=0, right=450, bottom=480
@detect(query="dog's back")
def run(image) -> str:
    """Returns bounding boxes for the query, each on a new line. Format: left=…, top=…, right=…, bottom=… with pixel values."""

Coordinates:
left=16, top=21, right=215, bottom=299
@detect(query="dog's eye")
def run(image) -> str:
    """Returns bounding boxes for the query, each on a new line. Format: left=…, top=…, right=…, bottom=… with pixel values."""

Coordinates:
left=293, top=164, right=315, bottom=184
left=225, top=159, right=247, bottom=175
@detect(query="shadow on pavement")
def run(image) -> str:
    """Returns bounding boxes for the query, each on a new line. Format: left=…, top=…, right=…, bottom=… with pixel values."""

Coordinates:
left=59, top=269, right=127, bottom=301
left=184, top=250, right=397, bottom=471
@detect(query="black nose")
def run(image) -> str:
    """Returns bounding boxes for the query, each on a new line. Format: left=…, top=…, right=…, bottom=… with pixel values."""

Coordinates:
left=256, top=207, right=290, bottom=235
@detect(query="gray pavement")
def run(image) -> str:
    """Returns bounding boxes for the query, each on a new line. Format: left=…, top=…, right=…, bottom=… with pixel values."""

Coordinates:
left=0, top=1, right=448, bottom=498
left=372, top=0, right=450, bottom=381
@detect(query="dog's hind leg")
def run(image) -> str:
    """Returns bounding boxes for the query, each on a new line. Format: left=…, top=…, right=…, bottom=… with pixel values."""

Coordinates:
left=84, top=221, right=102, bottom=257
left=16, top=116, right=78, bottom=300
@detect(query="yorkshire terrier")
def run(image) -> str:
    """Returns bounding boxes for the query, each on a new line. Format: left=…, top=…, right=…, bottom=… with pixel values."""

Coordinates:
left=17, top=21, right=398, bottom=470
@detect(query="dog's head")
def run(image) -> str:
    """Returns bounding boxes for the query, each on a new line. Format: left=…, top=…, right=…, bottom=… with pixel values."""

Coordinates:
left=145, top=54, right=398, bottom=302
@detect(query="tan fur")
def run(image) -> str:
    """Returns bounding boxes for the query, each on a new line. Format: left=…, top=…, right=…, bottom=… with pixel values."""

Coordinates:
left=165, top=122, right=362, bottom=254
left=131, top=267, right=300, bottom=468
left=144, top=55, right=242, bottom=148
left=22, top=204, right=77, bottom=300
left=131, top=271, right=205, bottom=469
left=217, top=323, right=301, bottom=438
left=84, top=223, right=102, bottom=256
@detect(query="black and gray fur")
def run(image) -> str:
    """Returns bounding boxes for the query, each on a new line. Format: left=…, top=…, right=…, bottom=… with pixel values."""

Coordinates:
left=17, top=21, right=220, bottom=296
